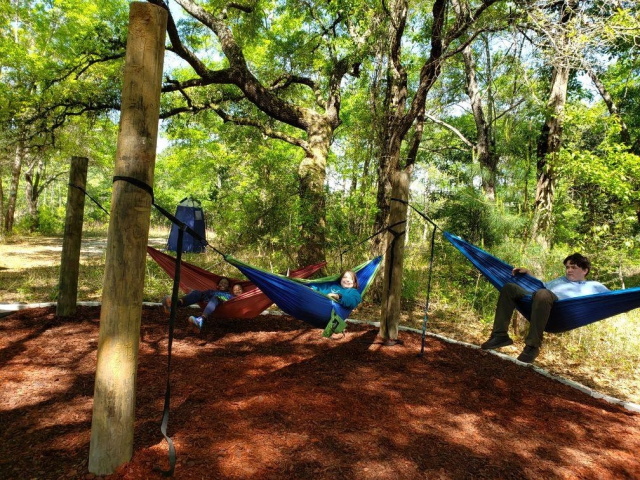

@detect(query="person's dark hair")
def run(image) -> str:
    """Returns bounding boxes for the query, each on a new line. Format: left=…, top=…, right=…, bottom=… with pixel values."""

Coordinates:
left=563, top=253, right=591, bottom=274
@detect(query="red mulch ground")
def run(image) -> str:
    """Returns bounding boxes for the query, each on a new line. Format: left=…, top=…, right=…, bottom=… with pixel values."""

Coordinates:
left=1, top=306, right=639, bottom=480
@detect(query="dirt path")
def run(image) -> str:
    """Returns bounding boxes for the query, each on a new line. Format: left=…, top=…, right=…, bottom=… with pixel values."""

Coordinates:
left=0, top=236, right=166, bottom=271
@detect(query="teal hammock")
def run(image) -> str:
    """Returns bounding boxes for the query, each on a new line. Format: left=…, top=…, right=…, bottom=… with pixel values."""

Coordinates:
left=226, top=255, right=383, bottom=336
left=445, top=232, right=640, bottom=333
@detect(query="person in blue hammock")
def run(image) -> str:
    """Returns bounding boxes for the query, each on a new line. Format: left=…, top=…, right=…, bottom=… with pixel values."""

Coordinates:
left=162, top=277, right=239, bottom=333
left=481, top=253, right=608, bottom=363
left=311, top=270, right=362, bottom=308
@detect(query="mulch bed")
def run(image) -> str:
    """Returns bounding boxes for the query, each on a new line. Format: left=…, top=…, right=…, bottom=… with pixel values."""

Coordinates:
left=1, top=306, right=639, bottom=480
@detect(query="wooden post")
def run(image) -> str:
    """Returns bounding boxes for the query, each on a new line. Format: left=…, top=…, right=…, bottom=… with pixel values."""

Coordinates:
left=57, top=156, right=89, bottom=316
left=89, top=3, right=167, bottom=475
left=380, top=171, right=410, bottom=342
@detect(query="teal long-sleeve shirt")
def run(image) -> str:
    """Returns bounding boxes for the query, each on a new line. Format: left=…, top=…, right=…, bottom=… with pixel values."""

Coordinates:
left=312, top=285, right=362, bottom=309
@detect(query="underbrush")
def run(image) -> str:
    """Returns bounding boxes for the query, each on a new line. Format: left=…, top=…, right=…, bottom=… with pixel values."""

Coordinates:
left=1, top=231, right=639, bottom=404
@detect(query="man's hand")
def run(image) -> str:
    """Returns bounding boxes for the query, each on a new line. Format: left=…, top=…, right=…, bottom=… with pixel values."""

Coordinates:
left=512, top=267, right=529, bottom=276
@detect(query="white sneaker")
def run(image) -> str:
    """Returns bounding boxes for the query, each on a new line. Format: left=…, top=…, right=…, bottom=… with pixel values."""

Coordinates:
left=188, top=316, right=203, bottom=334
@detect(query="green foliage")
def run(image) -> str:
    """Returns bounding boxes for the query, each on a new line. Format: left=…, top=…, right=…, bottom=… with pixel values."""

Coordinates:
left=552, top=103, right=640, bottom=253
left=36, top=204, right=65, bottom=235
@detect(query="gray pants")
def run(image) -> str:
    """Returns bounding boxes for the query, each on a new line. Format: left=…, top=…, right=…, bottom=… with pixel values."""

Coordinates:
left=492, top=283, right=558, bottom=348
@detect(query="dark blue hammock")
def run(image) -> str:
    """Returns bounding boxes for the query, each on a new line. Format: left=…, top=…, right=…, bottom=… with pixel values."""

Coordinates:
left=445, top=231, right=640, bottom=333
left=226, top=255, right=383, bottom=335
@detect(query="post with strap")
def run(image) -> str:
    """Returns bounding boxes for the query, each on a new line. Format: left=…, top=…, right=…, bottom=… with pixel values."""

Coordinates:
left=57, top=156, right=88, bottom=316
left=88, top=3, right=167, bottom=475
left=380, top=171, right=410, bottom=343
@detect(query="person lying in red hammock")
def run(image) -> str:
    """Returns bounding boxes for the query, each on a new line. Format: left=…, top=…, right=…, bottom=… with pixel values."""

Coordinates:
left=162, top=277, right=242, bottom=334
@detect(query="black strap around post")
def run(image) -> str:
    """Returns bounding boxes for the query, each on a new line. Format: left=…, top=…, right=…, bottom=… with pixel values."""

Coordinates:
left=111, top=176, right=193, bottom=476
left=419, top=224, right=437, bottom=356
left=113, top=175, right=225, bottom=258
left=386, top=227, right=406, bottom=292
left=74, top=175, right=228, bottom=476
left=390, top=198, right=441, bottom=357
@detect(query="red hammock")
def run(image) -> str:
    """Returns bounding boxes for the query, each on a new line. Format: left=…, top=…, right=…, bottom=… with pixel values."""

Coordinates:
left=147, top=246, right=326, bottom=318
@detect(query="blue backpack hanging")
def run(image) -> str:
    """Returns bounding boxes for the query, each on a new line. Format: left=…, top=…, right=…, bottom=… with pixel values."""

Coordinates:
left=167, top=198, right=207, bottom=253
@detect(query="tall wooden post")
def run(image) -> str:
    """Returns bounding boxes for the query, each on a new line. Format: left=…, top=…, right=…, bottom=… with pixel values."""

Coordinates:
left=89, top=3, right=167, bottom=475
left=380, top=171, right=410, bottom=342
left=57, top=156, right=89, bottom=316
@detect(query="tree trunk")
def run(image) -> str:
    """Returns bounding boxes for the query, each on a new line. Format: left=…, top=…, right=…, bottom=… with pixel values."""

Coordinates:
left=0, top=165, right=5, bottom=236
left=462, top=42, right=497, bottom=201
left=531, top=0, right=577, bottom=243
left=4, top=139, right=24, bottom=233
left=24, top=158, right=43, bottom=232
left=89, top=3, right=166, bottom=475
left=297, top=122, right=331, bottom=266
left=531, top=63, right=570, bottom=243
left=380, top=171, right=410, bottom=341
left=57, top=156, right=89, bottom=317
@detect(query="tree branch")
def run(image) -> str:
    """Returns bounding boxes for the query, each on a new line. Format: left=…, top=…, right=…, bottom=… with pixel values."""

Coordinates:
left=214, top=109, right=309, bottom=150
left=424, top=113, right=474, bottom=148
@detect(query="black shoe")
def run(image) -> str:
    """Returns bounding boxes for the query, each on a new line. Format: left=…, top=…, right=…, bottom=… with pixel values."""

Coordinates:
left=481, top=335, right=513, bottom=350
left=517, top=345, right=540, bottom=363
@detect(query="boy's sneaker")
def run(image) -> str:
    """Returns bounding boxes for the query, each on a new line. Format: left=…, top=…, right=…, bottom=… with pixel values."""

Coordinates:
left=161, top=295, right=172, bottom=314
left=481, top=335, right=513, bottom=350
left=188, top=316, right=203, bottom=334
left=517, top=345, right=540, bottom=364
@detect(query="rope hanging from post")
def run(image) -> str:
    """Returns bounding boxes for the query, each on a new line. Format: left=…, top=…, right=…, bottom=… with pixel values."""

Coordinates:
left=390, top=198, right=442, bottom=357
left=74, top=175, right=232, bottom=476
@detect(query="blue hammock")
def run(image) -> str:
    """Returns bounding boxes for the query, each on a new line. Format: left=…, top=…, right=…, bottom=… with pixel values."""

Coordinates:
left=225, top=255, right=383, bottom=336
left=445, top=232, right=640, bottom=333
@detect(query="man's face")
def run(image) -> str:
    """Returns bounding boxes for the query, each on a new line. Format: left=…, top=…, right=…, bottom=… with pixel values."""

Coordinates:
left=564, top=261, right=588, bottom=282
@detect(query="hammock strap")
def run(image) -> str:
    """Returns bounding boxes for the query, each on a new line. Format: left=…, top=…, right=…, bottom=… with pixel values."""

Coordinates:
left=390, top=199, right=439, bottom=355
left=112, top=175, right=226, bottom=258
left=419, top=223, right=437, bottom=356
left=339, top=220, right=406, bottom=271
left=156, top=226, right=182, bottom=477
left=68, top=183, right=110, bottom=216
left=110, top=175, right=203, bottom=476
left=391, top=197, right=442, bottom=231
left=386, top=225, right=406, bottom=292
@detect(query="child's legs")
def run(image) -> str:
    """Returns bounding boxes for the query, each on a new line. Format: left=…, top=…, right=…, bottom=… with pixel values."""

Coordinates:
left=181, top=289, right=214, bottom=307
left=202, top=297, right=221, bottom=318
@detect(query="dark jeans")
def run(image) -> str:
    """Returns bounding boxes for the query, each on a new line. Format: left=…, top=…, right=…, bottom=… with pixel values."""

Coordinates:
left=181, top=289, right=222, bottom=319
left=492, top=283, right=558, bottom=348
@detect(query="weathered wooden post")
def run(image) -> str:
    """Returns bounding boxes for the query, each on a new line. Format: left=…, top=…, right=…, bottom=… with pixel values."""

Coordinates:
left=88, top=3, right=167, bottom=475
left=380, top=171, right=410, bottom=344
left=57, top=156, right=89, bottom=316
